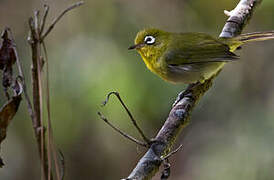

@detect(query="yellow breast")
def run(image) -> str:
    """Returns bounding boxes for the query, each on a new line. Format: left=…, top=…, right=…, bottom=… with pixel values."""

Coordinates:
left=138, top=49, right=160, bottom=74
left=138, top=49, right=169, bottom=82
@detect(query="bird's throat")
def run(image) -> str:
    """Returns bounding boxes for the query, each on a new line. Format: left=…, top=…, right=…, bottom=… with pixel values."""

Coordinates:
left=138, top=49, right=158, bottom=74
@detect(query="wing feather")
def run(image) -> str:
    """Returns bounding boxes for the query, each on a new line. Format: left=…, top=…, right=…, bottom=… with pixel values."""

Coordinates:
left=164, top=33, right=239, bottom=66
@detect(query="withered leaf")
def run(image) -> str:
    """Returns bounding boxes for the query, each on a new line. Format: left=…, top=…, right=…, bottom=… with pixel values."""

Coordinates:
left=0, top=79, right=22, bottom=167
left=0, top=95, right=21, bottom=143
left=0, top=29, right=16, bottom=71
left=0, top=29, right=17, bottom=99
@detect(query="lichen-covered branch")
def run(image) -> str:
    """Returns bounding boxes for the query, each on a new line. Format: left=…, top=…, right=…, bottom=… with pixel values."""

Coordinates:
left=124, top=0, right=262, bottom=179
left=220, top=0, right=262, bottom=38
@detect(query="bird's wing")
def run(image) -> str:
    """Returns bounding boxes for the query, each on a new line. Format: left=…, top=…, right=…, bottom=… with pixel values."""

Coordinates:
left=164, top=33, right=239, bottom=66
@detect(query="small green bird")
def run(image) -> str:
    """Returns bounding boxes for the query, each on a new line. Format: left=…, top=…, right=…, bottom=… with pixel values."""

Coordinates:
left=129, top=28, right=274, bottom=84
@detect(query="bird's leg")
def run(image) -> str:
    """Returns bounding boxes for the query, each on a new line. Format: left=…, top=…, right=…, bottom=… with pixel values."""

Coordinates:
left=173, top=82, right=199, bottom=107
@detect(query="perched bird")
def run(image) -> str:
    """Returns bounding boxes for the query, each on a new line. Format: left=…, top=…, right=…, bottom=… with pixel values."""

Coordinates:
left=129, top=28, right=274, bottom=84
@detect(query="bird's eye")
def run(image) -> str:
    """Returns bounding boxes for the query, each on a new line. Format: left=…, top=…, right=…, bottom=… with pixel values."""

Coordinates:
left=144, top=35, right=155, bottom=45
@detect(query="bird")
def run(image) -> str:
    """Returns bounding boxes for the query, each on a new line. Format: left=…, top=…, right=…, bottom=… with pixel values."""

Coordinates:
left=129, top=28, right=274, bottom=84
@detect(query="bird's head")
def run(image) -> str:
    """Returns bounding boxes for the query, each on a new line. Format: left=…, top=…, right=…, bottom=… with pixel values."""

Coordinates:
left=129, top=28, right=170, bottom=64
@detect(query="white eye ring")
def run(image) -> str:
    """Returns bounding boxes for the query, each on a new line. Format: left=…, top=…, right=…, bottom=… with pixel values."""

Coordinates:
left=144, top=35, right=155, bottom=45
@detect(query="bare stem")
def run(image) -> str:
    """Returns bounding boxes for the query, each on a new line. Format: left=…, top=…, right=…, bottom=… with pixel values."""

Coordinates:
left=41, top=1, right=84, bottom=40
left=103, top=91, right=151, bottom=144
left=28, top=16, right=49, bottom=180
left=40, top=5, right=50, bottom=37
left=97, top=112, right=148, bottom=147
left=26, top=2, right=83, bottom=179
left=161, top=144, right=183, bottom=160
left=42, top=42, right=61, bottom=180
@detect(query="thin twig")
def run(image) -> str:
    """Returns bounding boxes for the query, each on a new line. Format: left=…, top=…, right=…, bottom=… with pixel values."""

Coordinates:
left=161, top=144, right=183, bottom=160
left=42, top=42, right=61, bottom=180
left=42, top=43, right=52, bottom=180
left=41, top=1, right=84, bottom=40
left=41, top=42, right=52, bottom=180
left=37, top=34, right=45, bottom=180
left=40, top=5, right=49, bottom=37
left=35, top=13, right=46, bottom=179
left=34, top=11, right=40, bottom=35
left=102, top=91, right=151, bottom=144
left=97, top=112, right=148, bottom=147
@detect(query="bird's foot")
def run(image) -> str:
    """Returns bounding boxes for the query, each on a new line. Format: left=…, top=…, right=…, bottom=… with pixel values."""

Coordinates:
left=172, top=91, right=186, bottom=107
left=172, top=82, right=199, bottom=107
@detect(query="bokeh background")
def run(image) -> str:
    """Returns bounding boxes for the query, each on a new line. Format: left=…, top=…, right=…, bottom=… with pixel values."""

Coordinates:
left=1, top=0, right=274, bottom=179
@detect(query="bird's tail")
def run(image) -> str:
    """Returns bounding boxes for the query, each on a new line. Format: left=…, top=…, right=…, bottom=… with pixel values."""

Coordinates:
left=236, top=31, right=274, bottom=43
left=223, top=31, right=274, bottom=51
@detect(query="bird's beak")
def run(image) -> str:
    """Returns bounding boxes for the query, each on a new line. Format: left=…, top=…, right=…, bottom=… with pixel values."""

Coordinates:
left=128, top=43, right=145, bottom=50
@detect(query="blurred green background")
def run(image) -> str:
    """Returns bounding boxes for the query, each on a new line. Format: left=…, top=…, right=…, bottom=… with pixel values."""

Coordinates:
left=1, top=0, right=274, bottom=179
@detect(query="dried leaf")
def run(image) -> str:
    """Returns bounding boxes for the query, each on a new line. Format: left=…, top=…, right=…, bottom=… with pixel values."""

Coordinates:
left=0, top=80, right=22, bottom=167
left=0, top=28, right=16, bottom=99
left=0, top=95, right=21, bottom=142
left=2, top=66, right=13, bottom=94
left=0, top=29, right=16, bottom=70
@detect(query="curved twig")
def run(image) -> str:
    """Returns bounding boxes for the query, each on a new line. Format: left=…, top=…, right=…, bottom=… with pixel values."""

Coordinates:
left=97, top=112, right=148, bottom=147
left=102, top=91, right=150, bottom=144
left=41, top=1, right=84, bottom=40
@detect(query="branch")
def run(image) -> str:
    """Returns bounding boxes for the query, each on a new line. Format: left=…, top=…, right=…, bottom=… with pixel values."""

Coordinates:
left=220, top=0, right=262, bottom=38
left=41, top=1, right=84, bottom=40
left=28, top=15, right=48, bottom=180
left=124, top=0, right=262, bottom=179
left=97, top=112, right=148, bottom=147
left=102, top=92, right=150, bottom=144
